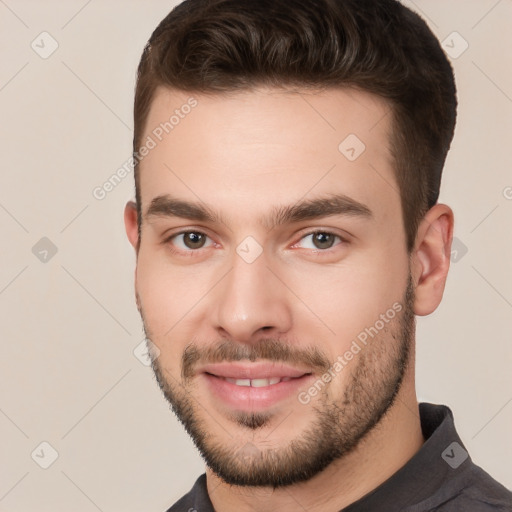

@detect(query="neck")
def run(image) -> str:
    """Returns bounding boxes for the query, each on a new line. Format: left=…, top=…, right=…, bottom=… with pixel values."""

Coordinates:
left=206, top=363, right=424, bottom=512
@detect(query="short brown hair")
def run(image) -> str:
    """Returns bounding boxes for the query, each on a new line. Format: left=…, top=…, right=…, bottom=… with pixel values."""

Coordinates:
left=133, top=0, right=457, bottom=251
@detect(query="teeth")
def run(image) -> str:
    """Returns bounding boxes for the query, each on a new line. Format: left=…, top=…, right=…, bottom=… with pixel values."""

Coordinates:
left=224, top=377, right=284, bottom=387
left=251, top=377, right=281, bottom=387
left=225, top=378, right=251, bottom=386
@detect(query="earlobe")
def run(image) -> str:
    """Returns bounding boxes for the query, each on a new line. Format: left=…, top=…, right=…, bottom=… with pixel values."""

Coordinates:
left=124, top=201, right=140, bottom=251
left=412, top=204, right=454, bottom=316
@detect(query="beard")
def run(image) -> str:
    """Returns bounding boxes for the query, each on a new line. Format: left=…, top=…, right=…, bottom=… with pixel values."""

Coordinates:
left=140, top=274, right=415, bottom=488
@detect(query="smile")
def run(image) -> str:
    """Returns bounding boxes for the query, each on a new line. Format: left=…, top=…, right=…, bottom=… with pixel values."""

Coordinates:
left=216, top=376, right=294, bottom=387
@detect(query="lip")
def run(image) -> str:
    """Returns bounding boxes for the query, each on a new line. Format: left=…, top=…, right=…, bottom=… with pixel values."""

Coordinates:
left=200, top=362, right=311, bottom=380
left=200, top=362, right=314, bottom=412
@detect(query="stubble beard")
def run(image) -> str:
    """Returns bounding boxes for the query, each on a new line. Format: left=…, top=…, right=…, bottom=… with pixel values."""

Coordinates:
left=141, top=276, right=415, bottom=488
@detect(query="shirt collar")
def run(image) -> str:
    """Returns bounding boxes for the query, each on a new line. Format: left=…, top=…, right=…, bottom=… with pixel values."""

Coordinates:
left=342, top=403, right=471, bottom=511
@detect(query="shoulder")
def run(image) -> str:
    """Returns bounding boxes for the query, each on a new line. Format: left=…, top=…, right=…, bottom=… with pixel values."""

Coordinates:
left=424, top=464, right=512, bottom=511
left=163, top=474, right=212, bottom=512
left=165, top=494, right=198, bottom=512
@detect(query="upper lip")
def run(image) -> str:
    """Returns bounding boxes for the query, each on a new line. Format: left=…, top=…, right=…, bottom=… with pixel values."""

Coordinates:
left=200, top=362, right=312, bottom=380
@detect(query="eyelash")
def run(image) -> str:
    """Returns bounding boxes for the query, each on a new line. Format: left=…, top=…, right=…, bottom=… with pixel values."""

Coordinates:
left=163, top=229, right=346, bottom=256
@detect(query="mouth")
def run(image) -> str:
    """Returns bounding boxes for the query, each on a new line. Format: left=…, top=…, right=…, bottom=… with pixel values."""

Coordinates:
left=199, top=362, right=314, bottom=411
left=200, top=361, right=312, bottom=380
left=207, top=374, right=299, bottom=387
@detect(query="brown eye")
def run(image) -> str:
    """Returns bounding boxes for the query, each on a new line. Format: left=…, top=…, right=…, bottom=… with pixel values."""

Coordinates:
left=312, top=232, right=337, bottom=249
left=182, top=231, right=207, bottom=249
left=294, top=231, right=343, bottom=251
left=168, top=231, right=214, bottom=255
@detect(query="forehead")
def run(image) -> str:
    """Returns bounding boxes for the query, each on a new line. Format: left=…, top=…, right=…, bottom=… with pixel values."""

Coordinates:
left=138, top=85, right=399, bottom=228
left=143, top=85, right=392, bottom=150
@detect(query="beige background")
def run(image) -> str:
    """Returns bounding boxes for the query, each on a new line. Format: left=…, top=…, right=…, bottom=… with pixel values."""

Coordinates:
left=0, top=1, right=511, bottom=510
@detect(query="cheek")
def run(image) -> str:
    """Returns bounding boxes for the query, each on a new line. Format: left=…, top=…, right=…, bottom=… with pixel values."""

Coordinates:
left=280, top=250, right=409, bottom=349
left=135, top=246, right=228, bottom=369
left=135, top=250, right=200, bottom=351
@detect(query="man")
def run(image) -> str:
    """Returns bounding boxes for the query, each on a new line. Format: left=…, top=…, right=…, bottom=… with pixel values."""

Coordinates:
left=124, top=0, right=512, bottom=510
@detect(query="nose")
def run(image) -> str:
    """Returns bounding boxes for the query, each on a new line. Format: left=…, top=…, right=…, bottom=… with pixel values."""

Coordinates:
left=211, top=250, right=293, bottom=344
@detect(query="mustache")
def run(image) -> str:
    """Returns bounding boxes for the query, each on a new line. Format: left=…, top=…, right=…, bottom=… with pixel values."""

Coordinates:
left=181, top=338, right=332, bottom=381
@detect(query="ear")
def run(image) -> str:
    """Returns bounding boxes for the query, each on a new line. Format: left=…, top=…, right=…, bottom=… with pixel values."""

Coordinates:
left=411, top=203, right=454, bottom=316
left=124, top=201, right=139, bottom=252
left=124, top=201, right=141, bottom=311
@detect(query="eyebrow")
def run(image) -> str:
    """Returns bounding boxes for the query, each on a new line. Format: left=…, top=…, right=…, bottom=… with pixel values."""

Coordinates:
left=145, top=193, right=373, bottom=229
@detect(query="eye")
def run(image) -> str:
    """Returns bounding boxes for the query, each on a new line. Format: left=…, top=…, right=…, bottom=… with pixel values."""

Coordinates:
left=168, top=231, right=214, bottom=251
left=295, top=231, right=343, bottom=250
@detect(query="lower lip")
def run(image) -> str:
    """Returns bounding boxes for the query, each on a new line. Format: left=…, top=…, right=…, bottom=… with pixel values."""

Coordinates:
left=202, top=373, right=314, bottom=411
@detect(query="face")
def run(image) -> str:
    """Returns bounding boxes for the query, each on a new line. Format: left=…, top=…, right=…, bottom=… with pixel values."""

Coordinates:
left=129, top=86, right=415, bottom=487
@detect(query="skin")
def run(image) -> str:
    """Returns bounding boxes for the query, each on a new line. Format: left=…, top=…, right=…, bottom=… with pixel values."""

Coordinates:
left=124, top=86, right=454, bottom=511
